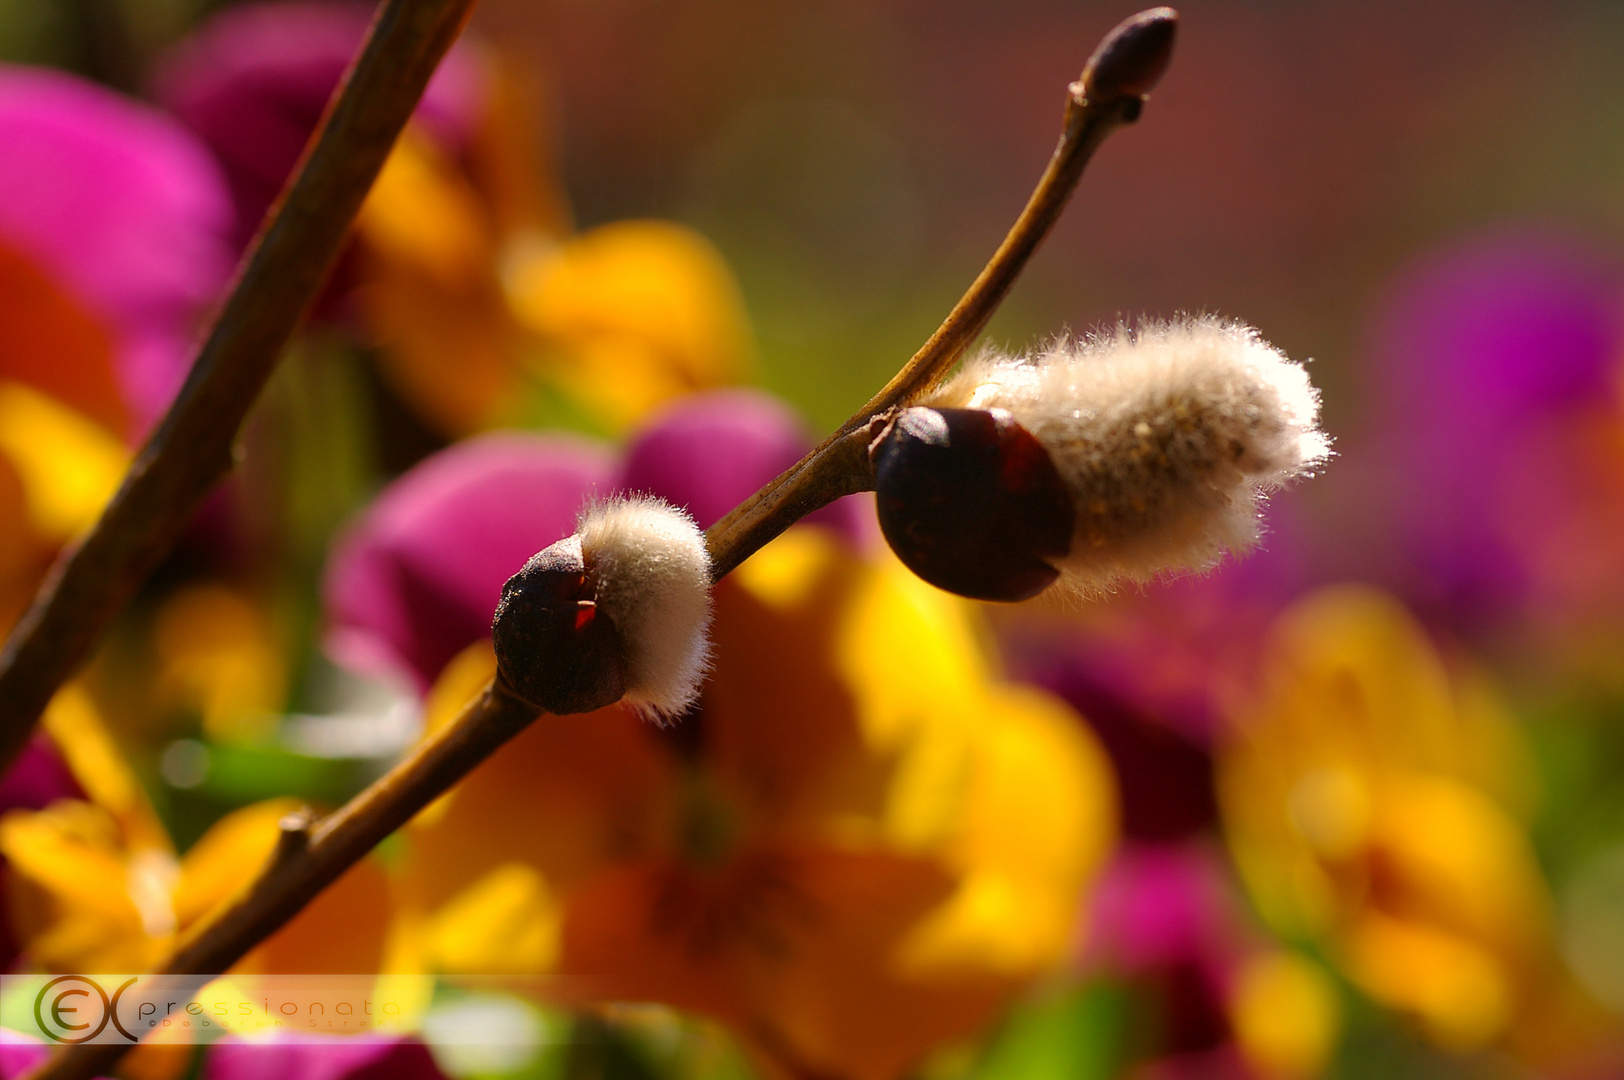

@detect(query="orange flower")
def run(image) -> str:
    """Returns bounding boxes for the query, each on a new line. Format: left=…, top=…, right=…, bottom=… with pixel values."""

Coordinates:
left=354, top=120, right=755, bottom=436
left=397, top=528, right=1116, bottom=1080
left=156, top=3, right=754, bottom=438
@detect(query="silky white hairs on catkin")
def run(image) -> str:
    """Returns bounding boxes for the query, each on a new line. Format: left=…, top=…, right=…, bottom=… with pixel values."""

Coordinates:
left=925, top=315, right=1330, bottom=596
left=576, top=496, right=712, bottom=721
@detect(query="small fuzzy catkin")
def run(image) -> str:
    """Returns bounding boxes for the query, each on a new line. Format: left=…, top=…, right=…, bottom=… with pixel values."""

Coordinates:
left=924, top=316, right=1329, bottom=595
left=577, top=496, right=713, bottom=720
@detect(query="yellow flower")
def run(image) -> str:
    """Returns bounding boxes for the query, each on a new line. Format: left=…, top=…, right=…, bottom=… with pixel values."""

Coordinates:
left=353, top=69, right=753, bottom=437
left=398, top=528, right=1115, bottom=1080
left=0, top=380, right=127, bottom=632
left=0, top=686, right=390, bottom=977
left=1219, top=585, right=1551, bottom=1051
left=150, top=584, right=288, bottom=744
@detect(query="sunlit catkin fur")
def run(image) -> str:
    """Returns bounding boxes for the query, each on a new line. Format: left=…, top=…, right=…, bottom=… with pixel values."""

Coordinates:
left=925, top=316, right=1330, bottom=596
left=577, top=496, right=712, bottom=720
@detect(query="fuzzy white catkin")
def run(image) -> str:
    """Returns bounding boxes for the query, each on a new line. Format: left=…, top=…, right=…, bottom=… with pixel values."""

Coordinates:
left=576, top=496, right=712, bottom=721
left=925, top=316, right=1330, bottom=596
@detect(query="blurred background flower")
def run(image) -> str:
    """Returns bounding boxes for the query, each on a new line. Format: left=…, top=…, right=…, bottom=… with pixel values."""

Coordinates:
left=156, top=1, right=755, bottom=440
left=6, top=1, right=1624, bottom=1078
left=316, top=392, right=1109, bottom=1079
left=0, top=62, right=231, bottom=630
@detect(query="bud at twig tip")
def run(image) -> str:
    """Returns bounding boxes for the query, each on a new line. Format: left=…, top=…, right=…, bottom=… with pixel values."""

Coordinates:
left=1080, top=7, right=1178, bottom=104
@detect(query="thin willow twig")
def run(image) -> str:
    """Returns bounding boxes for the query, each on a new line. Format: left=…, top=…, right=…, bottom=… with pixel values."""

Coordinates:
left=704, top=6, right=1176, bottom=580
left=0, top=0, right=479, bottom=778
left=25, top=10, right=1176, bottom=1079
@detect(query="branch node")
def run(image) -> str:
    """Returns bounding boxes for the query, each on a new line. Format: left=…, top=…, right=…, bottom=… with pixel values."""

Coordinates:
left=277, top=809, right=315, bottom=853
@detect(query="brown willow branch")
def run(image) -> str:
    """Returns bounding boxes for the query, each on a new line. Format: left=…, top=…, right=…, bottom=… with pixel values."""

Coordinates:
left=0, top=0, right=479, bottom=778
left=27, top=10, right=1177, bottom=1079
left=704, top=6, right=1177, bottom=581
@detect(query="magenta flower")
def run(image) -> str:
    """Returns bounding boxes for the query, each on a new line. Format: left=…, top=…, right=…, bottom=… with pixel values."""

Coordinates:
left=155, top=1, right=487, bottom=247
left=202, top=1035, right=448, bottom=1080
left=324, top=433, right=615, bottom=693
left=619, top=389, right=814, bottom=529
left=1087, top=846, right=1240, bottom=1067
left=0, top=1030, right=112, bottom=1080
left=0, top=735, right=83, bottom=819
left=1023, top=647, right=1218, bottom=844
left=323, top=390, right=865, bottom=692
left=1351, top=227, right=1624, bottom=632
left=0, top=735, right=84, bottom=970
left=618, top=388, right=869, bottom=535
left=0, top=65, right=233, bottom=433
left=1088, top=845, right=1237, bottom=977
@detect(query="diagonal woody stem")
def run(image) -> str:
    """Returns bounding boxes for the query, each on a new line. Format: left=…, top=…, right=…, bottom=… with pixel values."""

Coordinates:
left=26, top=10, right=1175, bottom=1079
left=0, top=0, right=478, bottom=779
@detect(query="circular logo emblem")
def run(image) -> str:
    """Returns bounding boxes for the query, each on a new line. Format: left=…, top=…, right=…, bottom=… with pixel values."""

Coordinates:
left=32, top=975, right=139, bottom=1043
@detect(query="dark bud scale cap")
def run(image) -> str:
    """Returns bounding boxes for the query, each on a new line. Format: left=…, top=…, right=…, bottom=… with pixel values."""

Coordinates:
left=492, top=535, right=628, bottom=714
left=873, top=406, right=1075, bottom=602
left=1081, top=7, right=1177, bottom=103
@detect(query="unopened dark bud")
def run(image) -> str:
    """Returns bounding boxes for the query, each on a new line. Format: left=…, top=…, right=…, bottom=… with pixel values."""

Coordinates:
left=1081, top=7, right=1178, bottom=104
left=493, top=535, right=628, bottom=714
left=873, top=406, right=1074, bottom=602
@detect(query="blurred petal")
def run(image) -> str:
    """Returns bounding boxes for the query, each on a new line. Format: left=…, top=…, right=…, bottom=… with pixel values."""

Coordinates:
left=0, top=382, right=128, bottom=542
left=403, top=680, right=675, bottom=963
left=175, top=799, right=393, bottom=975
left=0, top=799, right=163, bottom=970
left=118, top=1040, right=193, bottom=1080
left=0, top=240, right=123, bottom=433
left=0, top=454, right=43, bottom=620
left=507, top=221, right=754, bottom=429
left=1370, top=228, right=1620, bottom=433
left=1356, top=228, right=1624, bottom=628
left=895, top=682, right=1115, bottom=974
left=834, top=546, right=995, bottom=747
left=354, top=134, right=519, bottom=437
left=0, top=734, right=83, bottom=817
left=0, top=1032, right=77, bottom=1080
left=40, top=685, right=170, bottom=854
left=153, top=585, right=287, bottom=743
left=1229, top=950, right=1339, bottom=1079
left=1085, top=846, right=1235, bottom=975
left=421, top=861, right=563, bottom=974
left=358, top=133, right=492, bottom=288
left=619, top=390, right=809, bottom=530
left=2, top=688, right=176, bottom=970
left=154, top=1, right=486, bottom=246
left=1220, top=586, right=1551, bottom=1047
left=558, top=848, right=984, bottom=1080
left=1023, top=649, right=1220, bottom=844
left=704, top=531, right=877, bottom=830
left=203, top=1035, right=448, bottom=1080
left=618, top=388, right=868, bottom=540
left=1343, top=913, right=1510, bottom=1050
left=0, top=65, right=232, bottom=430
left=323, top=432, right=613, bottom=691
